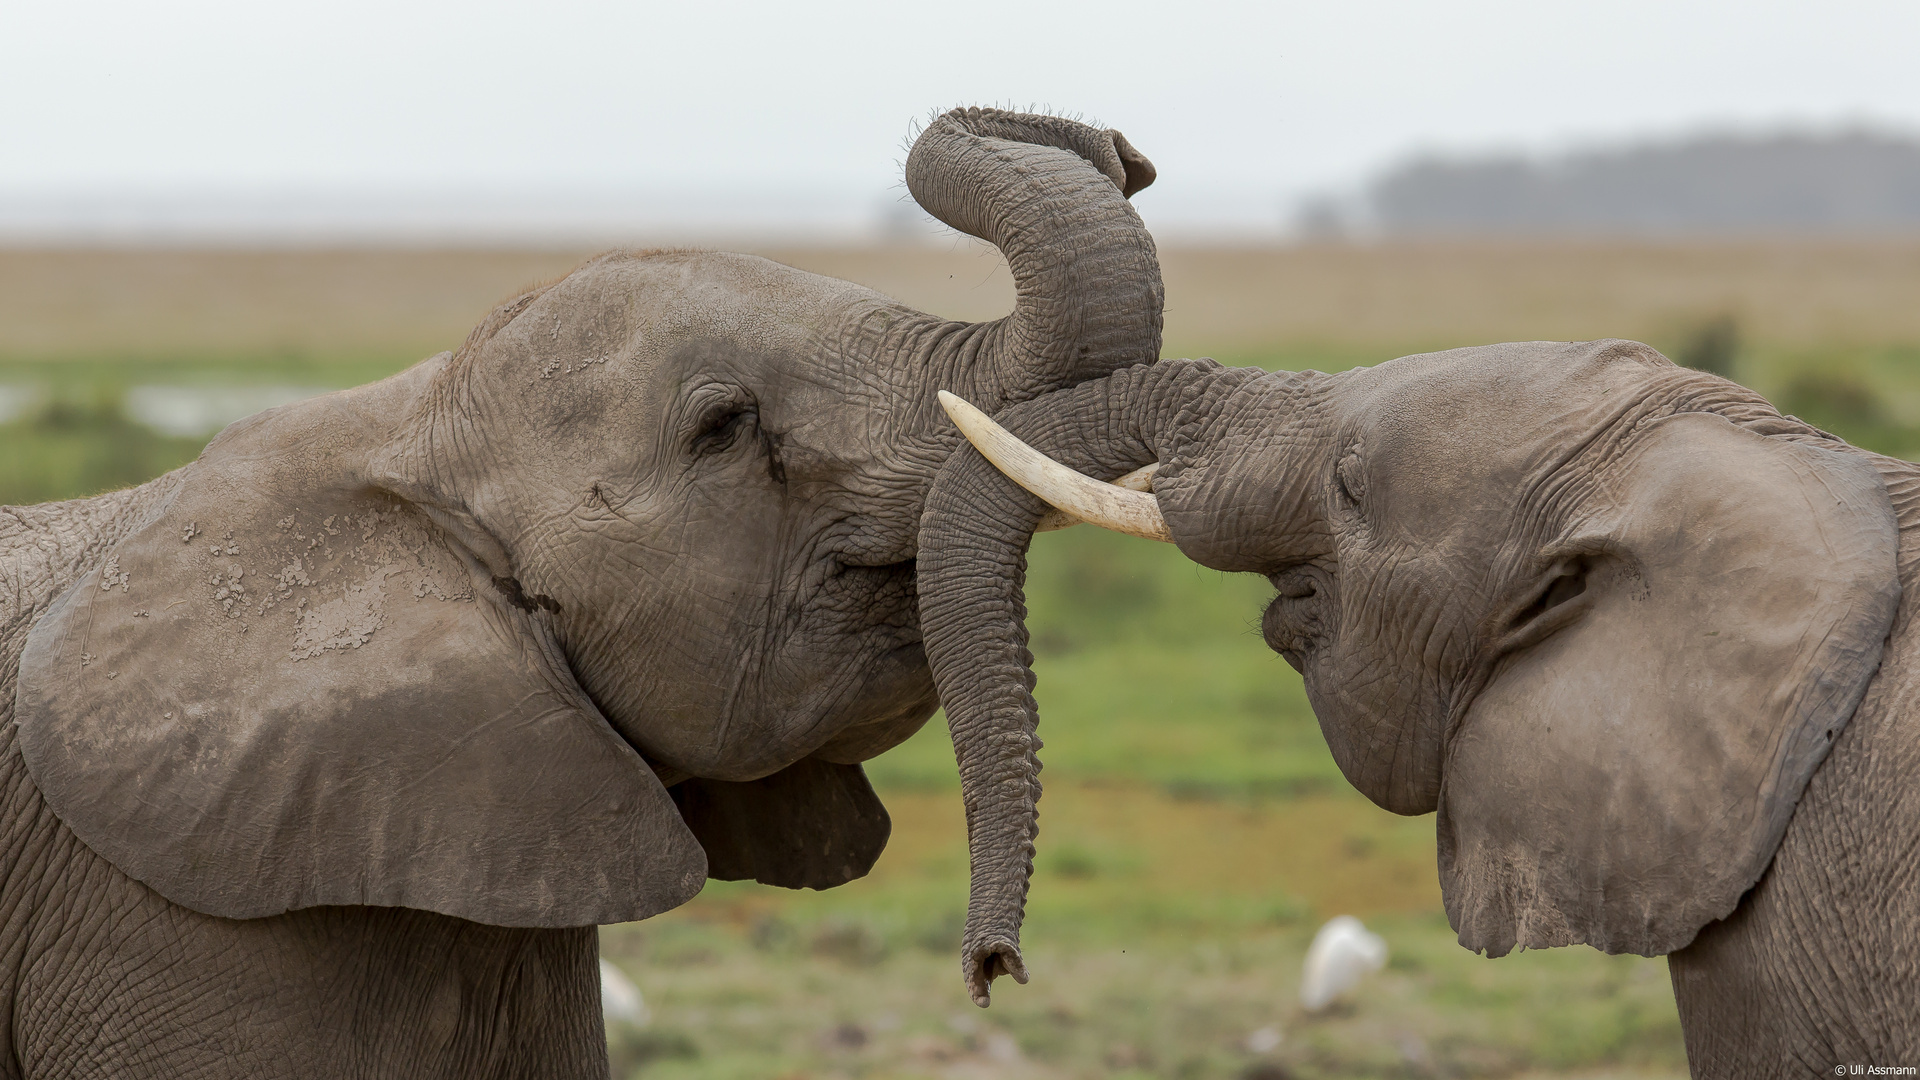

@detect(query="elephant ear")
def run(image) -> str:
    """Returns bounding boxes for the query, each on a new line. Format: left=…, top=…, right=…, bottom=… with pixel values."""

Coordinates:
left=672, top=759, right=891, bottom=890
left=13, top=396, right=707, bottom=927
left=1439, top=412, right=1900, bottom=958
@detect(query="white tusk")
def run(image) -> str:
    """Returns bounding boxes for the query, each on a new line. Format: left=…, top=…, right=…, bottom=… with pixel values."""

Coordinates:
left=1035, top=463, right=1158, bottom=532
left=937, top=391, right=1172, bottom=543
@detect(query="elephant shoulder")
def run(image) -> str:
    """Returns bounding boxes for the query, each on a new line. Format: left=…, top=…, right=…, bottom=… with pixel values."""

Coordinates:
left=0, top=699, right=143, bottom=1007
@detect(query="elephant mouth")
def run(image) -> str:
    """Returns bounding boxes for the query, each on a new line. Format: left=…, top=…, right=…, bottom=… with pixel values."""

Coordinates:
left=785, top=554, right=937, bottom=760
left=849, top=555, right=919, bottom=579
left=819, top=554, right=922, bottom=632
left=809, top=637, right=940, bottom=762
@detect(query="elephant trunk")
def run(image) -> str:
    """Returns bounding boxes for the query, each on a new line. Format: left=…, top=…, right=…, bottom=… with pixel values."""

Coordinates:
left=905, top=108, right=1164, bottom=409
left=917, top=358, right=1234, bottom=1006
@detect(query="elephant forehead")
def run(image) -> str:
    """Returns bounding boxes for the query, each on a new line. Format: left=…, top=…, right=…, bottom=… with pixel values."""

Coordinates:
left=1340, top=340, right=1666, bottom=513
left=479, top=252, right=909, bottom=423
left=561, top=251, right=885, bottom=348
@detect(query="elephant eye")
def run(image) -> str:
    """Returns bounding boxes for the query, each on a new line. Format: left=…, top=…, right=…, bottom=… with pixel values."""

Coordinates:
left=1335, top=447, right=1366, bottom=504
left=689, top=404, right=756, bottom=456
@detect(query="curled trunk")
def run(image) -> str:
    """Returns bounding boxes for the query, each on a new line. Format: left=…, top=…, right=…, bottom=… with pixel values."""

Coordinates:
left=815, top=108, right=1166, bottom=574
left=917, top=359, right=1241, bottom=1004
left=901, top=108, right=1165, bottom=415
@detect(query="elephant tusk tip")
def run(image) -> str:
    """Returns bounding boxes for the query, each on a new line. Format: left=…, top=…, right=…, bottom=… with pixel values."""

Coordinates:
left=936, top=389, right=973, bottom=424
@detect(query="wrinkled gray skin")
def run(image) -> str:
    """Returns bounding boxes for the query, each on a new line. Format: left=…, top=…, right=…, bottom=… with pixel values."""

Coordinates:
left=919, top=341, right=1919, bottom=1073
left=0, top=109, right=1163, bottom=1077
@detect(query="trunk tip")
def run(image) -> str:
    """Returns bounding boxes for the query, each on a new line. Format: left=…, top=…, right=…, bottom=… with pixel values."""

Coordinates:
left=964, top=938, right=1029, bottom=1007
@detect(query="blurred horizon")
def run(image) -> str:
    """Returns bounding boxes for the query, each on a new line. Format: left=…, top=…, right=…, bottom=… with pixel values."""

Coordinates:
left=6, top=122, right=1920, bottom=248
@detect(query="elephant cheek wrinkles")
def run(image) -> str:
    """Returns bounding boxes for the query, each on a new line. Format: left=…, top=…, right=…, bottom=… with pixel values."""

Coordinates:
left=1326, top=565, right=1454, bottom=812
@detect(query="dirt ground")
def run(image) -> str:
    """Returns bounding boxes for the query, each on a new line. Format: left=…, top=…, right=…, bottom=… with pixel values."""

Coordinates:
left=5, top=239, right=1918, bottom=365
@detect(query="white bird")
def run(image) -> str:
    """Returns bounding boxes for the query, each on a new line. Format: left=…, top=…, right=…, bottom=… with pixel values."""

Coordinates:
left=599, top=958, right=650, bottom=1028
left=1300, top=915, right=1388, bottom=1012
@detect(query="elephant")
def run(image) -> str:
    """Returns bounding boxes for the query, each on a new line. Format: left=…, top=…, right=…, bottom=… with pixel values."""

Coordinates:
left=915, top=340, right=1919, bottom=1074
left=0, top=108, right=1164, bottom=1077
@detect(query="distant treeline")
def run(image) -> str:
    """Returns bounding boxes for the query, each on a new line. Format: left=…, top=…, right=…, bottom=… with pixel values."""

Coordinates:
left=1314, top=130, right=1920, bottom=236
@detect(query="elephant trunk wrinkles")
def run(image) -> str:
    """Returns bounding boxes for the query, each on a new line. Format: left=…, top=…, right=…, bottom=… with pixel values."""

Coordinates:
left=904, top=108, right=1164, bottom=411
left=917, top=359, right=1227, bottom=1005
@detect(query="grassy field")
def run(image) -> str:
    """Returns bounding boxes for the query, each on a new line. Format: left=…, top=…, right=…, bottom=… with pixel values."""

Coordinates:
left=600, top=526, right=1688, bottom=1079
left=5, top=240, right=1917, bottom=1077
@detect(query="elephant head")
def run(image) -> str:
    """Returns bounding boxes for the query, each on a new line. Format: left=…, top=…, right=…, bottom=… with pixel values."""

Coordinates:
left=921, top=340, right=1902, bottom=1004
left=10, top=109, right=1163, bottom=931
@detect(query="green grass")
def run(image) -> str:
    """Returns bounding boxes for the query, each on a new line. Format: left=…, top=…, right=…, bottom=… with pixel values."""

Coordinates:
left=614, top=516, right=1690, bottom=1078
left=603, top=909, right=1683, bottom=1080
left=0, top=393, right=206, bottom=507
left=0, top=355, right=414, bottom=506
left=868, top=526, right=1329, bottom=799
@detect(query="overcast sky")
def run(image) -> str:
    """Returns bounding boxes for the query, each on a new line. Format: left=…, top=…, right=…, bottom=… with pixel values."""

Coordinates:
left=4, top=0, right=1917, bottom=240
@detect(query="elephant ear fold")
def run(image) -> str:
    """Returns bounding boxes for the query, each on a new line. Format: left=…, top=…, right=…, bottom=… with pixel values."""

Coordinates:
left=672, top=759, right=891, bottom=890
left=1439, top=412, right=1900, bottom=958
left=13, top=398, right=706, bottom=927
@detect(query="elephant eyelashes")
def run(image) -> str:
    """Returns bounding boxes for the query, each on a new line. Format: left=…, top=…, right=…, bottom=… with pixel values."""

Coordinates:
left=689, top=405, right=756, bottom=457
left=686, top=399, right=787, bottom=484
left=1334, top=446, right=1366, bottom=504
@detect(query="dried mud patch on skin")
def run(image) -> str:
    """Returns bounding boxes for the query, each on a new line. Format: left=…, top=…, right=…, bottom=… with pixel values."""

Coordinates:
left=290, top=577, right=388, bottom=659
left=98, top=554, right=130, bottom=592
left=179, top=503, right=475, bottom=659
